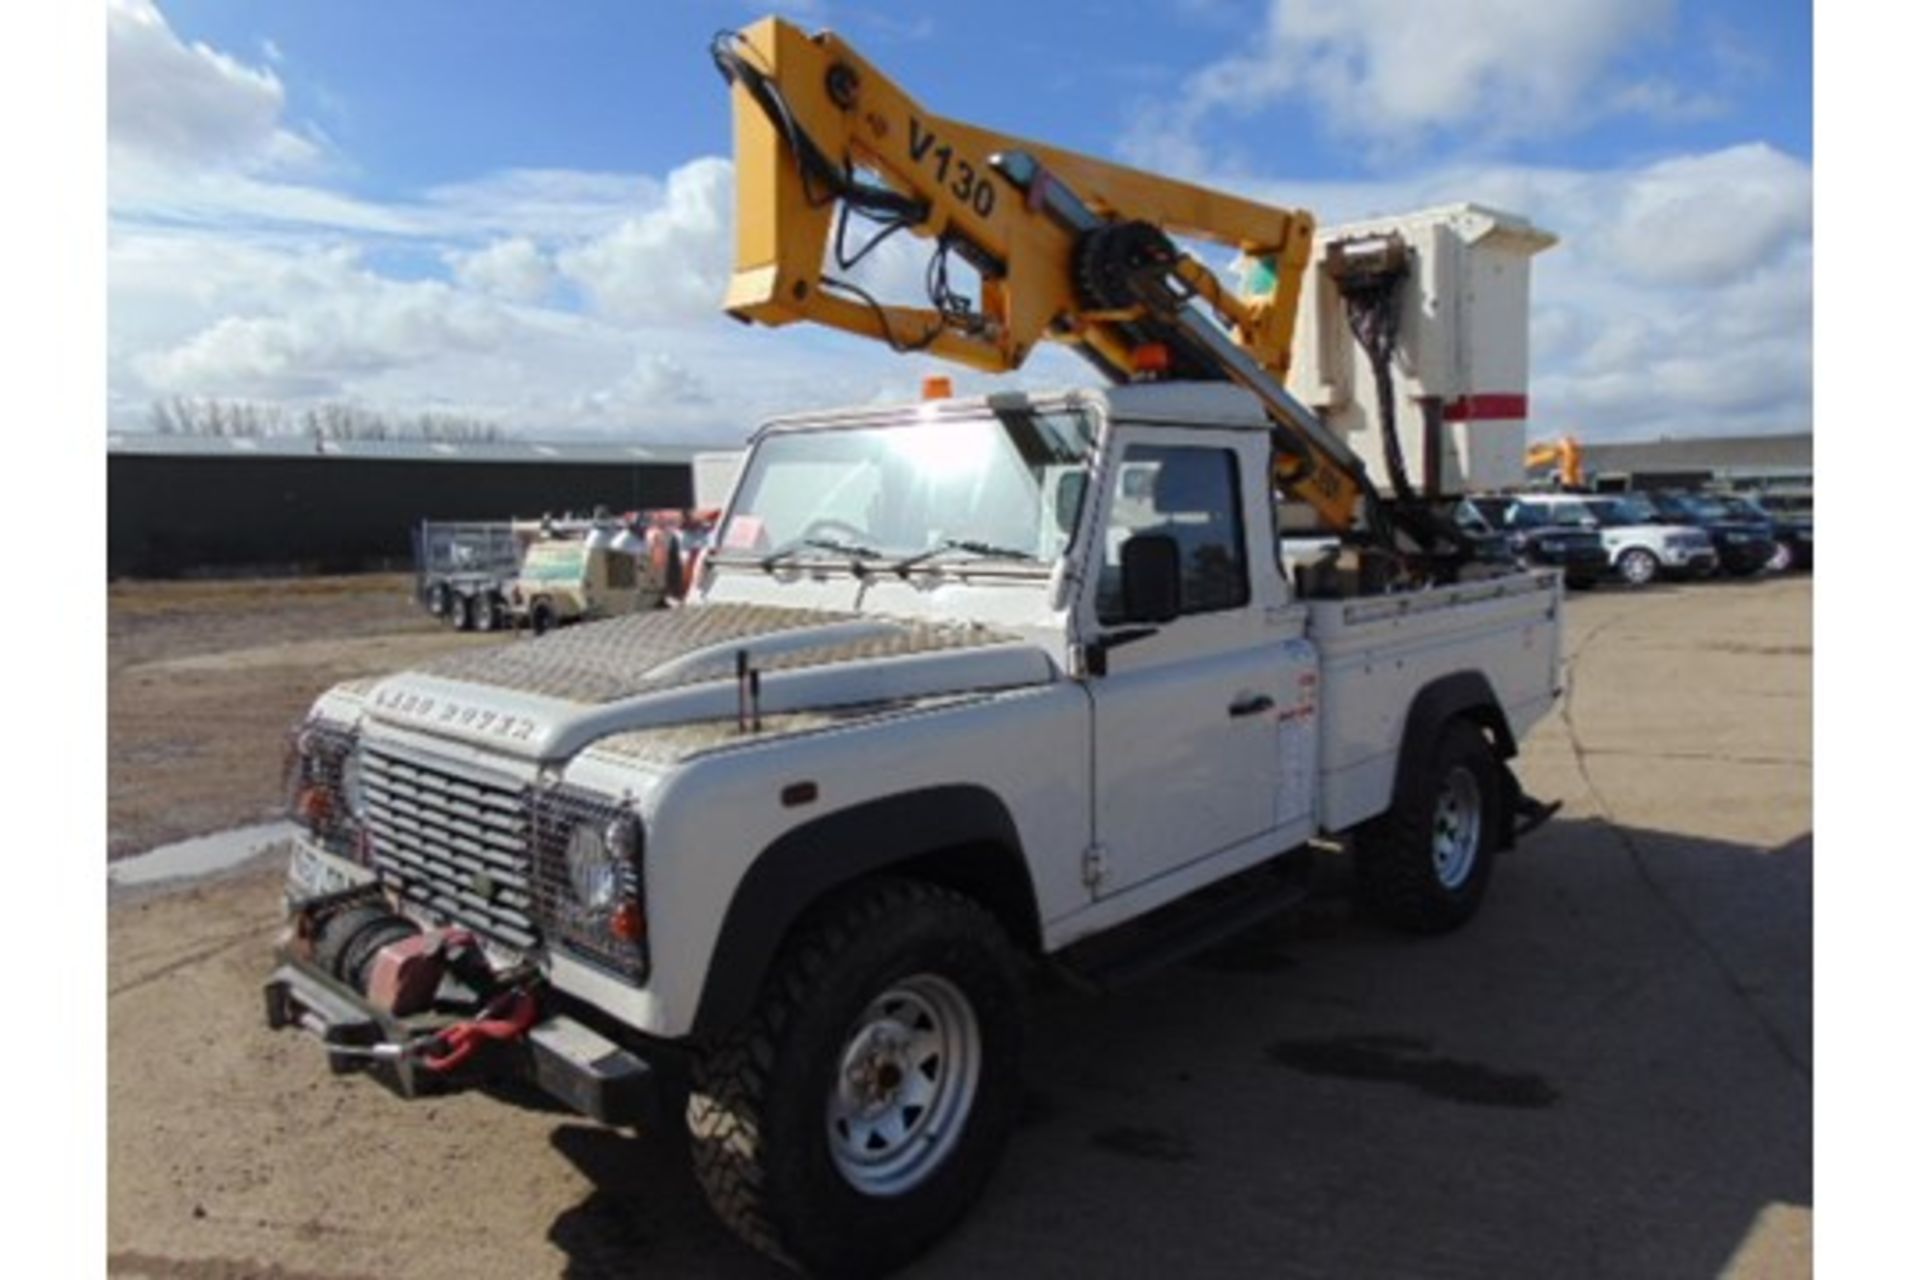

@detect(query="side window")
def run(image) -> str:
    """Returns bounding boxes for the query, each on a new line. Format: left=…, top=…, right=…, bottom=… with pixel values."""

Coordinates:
left=605, top=553, right=637, bottom=589
left=1096, top=444, right=1248, bottom=623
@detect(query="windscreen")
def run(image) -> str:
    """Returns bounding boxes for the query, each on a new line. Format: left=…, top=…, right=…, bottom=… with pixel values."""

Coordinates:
left=521, top=541, right=588, bottom=583
left=718, top=408, right=1097, bottom=565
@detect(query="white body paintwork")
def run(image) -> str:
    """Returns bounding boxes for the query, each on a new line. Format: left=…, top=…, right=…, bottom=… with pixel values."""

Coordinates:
left=289, top=384, right=1563, bottom=1040
left=1288, top=204, right=1557, bottom=495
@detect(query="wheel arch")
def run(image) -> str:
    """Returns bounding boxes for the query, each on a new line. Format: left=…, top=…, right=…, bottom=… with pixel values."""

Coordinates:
left=689, top=784, right=1039, bottom=1038
left=1389, top=672, right=1517, bottom=847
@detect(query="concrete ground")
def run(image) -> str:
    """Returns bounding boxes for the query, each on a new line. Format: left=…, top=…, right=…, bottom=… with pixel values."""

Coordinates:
left=106, top=576, right=1811, bottom=1279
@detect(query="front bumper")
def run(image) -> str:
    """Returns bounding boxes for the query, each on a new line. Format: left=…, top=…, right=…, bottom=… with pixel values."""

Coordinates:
left=1660, top=548, right=1718, bottom=576
left=264, top=954, right=669, bottom=1128
left=1534, top=546, right=1612, bottom=579
left=1715, top=538, right=1776, bottom=573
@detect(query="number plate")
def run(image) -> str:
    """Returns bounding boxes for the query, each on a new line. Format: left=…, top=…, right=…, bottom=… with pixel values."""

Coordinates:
left=286, top=840, right=376, bottom=903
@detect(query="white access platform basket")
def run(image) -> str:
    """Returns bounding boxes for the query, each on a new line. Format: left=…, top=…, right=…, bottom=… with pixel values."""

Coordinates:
left=1285, top=203, right=1556, bottom=497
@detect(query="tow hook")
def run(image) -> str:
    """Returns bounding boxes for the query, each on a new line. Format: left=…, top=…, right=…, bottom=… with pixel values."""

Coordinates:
left=418, top=988, right=541, bottom=1073
left=299, top=984, right=541, bottom=1072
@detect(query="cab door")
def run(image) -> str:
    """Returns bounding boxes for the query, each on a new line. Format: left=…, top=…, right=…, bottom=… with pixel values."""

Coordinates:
left=1080, top=428, right=1296, bottom=897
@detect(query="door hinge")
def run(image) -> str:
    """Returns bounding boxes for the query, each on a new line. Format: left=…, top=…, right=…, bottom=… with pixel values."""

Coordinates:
left=1081, top=843, right=1109, bottom=892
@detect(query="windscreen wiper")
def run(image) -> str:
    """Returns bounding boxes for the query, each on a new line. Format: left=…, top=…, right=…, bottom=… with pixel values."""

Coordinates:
left=891, top=538, right=1038, bottom=577
left=760, top=536, right=882, bottom=573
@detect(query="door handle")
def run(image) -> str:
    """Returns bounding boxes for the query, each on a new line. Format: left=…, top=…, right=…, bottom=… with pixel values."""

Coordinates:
left=1229, top=694, right=1275, bottom=719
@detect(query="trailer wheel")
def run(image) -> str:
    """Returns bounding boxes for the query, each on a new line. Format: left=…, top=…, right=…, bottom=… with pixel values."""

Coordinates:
left=453, top=594, right=477, bottom=632
left=473, top=593, right=500, bottom=633
left=1354, top=719, right=1502, bottom=934
left=428, top=582, right=452, bottom=618
left=687, top=879, right=1025, bottom=1277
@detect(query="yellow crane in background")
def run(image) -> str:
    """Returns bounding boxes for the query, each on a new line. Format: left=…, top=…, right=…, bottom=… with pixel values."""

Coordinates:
left=1524, top=435, right=1585, bottom=489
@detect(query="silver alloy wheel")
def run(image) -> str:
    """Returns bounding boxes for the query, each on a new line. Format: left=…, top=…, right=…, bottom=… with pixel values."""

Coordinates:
left=1431, top=765, right=1483, bottom=891
left=1620, top=549, right=1657, bottom=586
left=826, top=972, right=981, bottom=1198
left=1766, top=541, right=1791, bottom=572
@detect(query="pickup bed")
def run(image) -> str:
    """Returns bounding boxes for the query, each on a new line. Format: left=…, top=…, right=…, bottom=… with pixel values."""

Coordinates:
left=268, top=383, right=1561, bottom=1276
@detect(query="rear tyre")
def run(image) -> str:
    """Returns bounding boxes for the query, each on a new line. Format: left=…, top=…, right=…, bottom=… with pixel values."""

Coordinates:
left=428, top=582, right=452, bottom=619
left=687, top=879, right=1025, bottom=1278
left=1354, top=719, right=1502, bottom=934
left=474, top=593, right=500, bottom=632
left=529, top=601, right=555, bottom=636
left=1617, top=547, right=1658, bottom=589
left=453, top=594, right=477, bottom=631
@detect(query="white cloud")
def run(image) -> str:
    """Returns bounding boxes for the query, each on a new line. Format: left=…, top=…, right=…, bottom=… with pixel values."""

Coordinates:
left=1129, top=0, right=1682, bottom=164
left=556, top=158, right=735, bottom=325
left=131, top=246, right=519, bottom=398
left=108, top=0, right=319, bottom=176
left=105, top=4, right=1807, bottom=447
left=446, top=237, right=555, bottom=302
left=1604, top=144, right=1812, bottom=287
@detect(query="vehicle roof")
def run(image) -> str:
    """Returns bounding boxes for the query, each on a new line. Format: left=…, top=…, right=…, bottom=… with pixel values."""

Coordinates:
left=756, top=383, right=1274, bottom=437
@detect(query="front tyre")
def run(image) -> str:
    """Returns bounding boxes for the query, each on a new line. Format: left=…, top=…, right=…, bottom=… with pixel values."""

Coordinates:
left=1617, top=547, right=1658, bottom=588
left=1354, top=719, right=1503, bottom=934
left=688, top=879, right=1025, bottom=1278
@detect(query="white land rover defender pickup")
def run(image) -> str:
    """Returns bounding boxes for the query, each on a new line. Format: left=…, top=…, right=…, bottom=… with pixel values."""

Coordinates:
left=266, top=382, right=1562, bottom=1275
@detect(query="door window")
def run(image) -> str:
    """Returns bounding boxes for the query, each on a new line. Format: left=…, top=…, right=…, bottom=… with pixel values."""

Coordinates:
left=1096, top=445, right=1248, bottom=623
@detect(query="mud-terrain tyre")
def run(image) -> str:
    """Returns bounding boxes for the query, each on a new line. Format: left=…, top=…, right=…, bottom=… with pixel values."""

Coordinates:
left=1617, top=547, right=1658, bottom=589
left=687, top=878, right=1026, bottom=1278
left=1354, top=719, right=1503, bottom=935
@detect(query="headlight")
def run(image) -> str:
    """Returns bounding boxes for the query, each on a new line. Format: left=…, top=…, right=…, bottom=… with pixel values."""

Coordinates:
left=566, top=821, right=620, bottom=910
left=534, top=790, right=647, bottom=977
left=286, top=720, right=360, bottom=855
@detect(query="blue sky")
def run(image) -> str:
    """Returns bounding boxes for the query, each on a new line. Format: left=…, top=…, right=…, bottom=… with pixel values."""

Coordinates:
left=108, top=1, right=1814, bottom=443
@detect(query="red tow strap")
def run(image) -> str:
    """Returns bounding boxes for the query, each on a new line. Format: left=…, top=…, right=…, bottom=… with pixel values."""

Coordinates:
left=419, top=988, right=539, bottom=1073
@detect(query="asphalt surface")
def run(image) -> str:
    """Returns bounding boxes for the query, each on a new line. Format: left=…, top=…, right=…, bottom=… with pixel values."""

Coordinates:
left=106, top=576, right=1811, bottom=1279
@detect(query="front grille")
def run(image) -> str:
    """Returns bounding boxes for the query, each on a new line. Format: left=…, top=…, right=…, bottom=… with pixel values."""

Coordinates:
left=360, top=745, right=541, bottom=952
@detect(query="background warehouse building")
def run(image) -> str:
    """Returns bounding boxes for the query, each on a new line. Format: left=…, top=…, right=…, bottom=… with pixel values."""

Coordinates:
left=1579, top=432, right=1813, bottom=494
left=108, top=434, right=707, bottom=578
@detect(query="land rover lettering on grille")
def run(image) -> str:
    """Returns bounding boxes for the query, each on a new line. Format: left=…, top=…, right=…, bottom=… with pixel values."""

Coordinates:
left=372, top=686, right=541, bottom=742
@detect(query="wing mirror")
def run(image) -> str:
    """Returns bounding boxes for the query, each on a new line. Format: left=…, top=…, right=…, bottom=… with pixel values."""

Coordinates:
left=1119, top=534, right=1181, bottom=624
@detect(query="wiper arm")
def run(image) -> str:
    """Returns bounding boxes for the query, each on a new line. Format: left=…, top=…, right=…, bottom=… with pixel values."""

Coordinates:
left=760, top=536, right=882, bottom=573
left=892, top=538, right=1038, bottom=577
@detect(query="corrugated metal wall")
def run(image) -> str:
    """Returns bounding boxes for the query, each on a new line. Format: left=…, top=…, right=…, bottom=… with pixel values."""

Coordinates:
left=108, top=455, right=693, bottom=577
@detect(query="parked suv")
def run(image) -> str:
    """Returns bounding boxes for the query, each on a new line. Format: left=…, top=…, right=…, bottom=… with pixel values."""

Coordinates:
left=1506, top=493, right=1716, bottom=587
left=1724, top=492, right=1812, bottom=571
left=1637, top=490, right=1777, bottom=577
left=1457, top=495, right=1611, bottom=588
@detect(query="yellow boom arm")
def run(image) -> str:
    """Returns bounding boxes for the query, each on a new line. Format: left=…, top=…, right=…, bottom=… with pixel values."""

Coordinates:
left=716, top=16, right=1381, bottom=534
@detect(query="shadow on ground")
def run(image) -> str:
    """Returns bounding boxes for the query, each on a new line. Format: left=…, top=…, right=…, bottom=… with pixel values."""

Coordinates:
left=538, top=816, right=1811, bottom=1279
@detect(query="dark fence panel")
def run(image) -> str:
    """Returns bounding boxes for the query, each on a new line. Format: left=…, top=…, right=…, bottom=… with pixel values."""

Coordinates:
left=108, top=455, right=693, bottom=578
